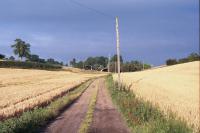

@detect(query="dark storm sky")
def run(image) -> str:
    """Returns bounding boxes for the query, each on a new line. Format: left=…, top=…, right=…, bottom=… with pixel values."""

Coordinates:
left=0, top=0, right=199, bottom=65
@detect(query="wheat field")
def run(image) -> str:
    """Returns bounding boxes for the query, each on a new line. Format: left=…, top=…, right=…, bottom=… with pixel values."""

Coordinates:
left=113, top=61, right=199, bottom=131
left=0, top=68, right=104, bottom=120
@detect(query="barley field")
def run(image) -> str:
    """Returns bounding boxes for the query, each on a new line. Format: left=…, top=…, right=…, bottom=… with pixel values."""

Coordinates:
left=0, top=68, right=104, bottom=120
left=113, top=61, right=199, bottom=131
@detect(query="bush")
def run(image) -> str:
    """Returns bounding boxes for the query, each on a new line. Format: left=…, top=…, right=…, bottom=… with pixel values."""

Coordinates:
left=9, top=56, right=15, bottom=61
left=178, top=58, right=188, bottom=64
left=187, top=53, right=200, bottom=61
left=166, top=59, right=177, bottom=66
left=166, top=53, right=200, bottom=66
left=0, top=60, right=62, bottom=70
left=0, top=54, right=5, bottom=59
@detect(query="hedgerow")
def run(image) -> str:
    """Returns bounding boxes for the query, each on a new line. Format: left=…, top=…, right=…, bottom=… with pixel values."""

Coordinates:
left=0, top=61, right=62, bottom=70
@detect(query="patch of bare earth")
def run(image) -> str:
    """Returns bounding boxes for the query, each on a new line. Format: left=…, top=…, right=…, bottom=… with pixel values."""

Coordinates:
left=89, top=78, right=130, bottom=133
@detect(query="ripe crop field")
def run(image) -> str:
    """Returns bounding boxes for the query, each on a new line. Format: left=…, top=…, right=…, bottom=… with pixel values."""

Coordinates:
left=113, top=61, right=199, bottom=131
left=0, top=68, right=105, bottom=120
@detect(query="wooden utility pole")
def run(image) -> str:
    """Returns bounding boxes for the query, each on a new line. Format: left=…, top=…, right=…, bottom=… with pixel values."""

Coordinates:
left=199, top=61, right=200, bottom=129
left=108, top=54, right=110, bottom=72
left=115, top=16, right=121, bottom=87
left=143, top=61, right=144, bottom=70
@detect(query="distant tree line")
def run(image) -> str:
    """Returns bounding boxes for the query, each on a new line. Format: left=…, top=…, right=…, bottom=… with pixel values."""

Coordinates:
left=1, top=38, right=156, bottom=72
left=0, top=54, right=5, bottom=59
left=69, top=56, right=108, bottom=71
left=121, top=61, right=151, bottom=72
left=166, top=53, right=200, bottom=66
left=0, top=38, right=63, bottom=66
left=69, top=54, right=151, bottom=72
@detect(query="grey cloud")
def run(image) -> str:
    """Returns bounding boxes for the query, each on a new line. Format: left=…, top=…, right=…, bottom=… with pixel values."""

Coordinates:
left=0, top=0, right=198, bottom=65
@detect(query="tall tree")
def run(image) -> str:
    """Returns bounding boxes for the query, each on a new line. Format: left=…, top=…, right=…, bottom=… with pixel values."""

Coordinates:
left=28, top=54, right=40, bottom=62
left=9, top=56, right=15, bottom=61
left=166, top=59, right=178, bottom=65
left=11, top=39, right=31, bottom=60
left=187, top=53, right=199, bottom=61
left=110, top=54, right=123, bottom=63
left=70, top=58, right=76, bottom=67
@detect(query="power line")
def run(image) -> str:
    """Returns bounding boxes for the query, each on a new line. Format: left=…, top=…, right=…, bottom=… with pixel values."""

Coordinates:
left=69, top=0, right=115, bottom=19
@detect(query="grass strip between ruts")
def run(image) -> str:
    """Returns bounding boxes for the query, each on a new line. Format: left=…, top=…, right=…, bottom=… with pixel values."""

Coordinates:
left=78, top=84, right=98, bottom=133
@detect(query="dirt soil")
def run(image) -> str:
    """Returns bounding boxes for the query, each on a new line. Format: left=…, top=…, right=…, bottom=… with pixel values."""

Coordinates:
left=43, top=79, right=99, bottom=133
left=89, top=78, right=130, bottom=133
left=43, top=78, right=130, bottom=133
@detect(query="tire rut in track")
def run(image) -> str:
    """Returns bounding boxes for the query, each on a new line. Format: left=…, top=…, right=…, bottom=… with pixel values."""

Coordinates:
left=89, top=78, right=131, bottom=133
left=43, top=78, right=130, bottom=133
left=43, top=79, right=99, bottom=133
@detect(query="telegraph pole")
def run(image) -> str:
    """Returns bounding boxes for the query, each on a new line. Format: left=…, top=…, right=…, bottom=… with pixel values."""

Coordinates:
left=68, top=61, right=71, bottom=67
left=116, top=16, right=121, bottom=88
left=108, top=54, right=110, bottom=72
left=115, top=62, right=117, bottom=73
left=143, top=61, right=144, bottom=70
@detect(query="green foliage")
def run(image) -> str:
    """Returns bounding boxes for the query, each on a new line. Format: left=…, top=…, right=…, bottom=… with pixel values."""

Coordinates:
left=0, top=54, right=5, bottom=59
left=110, top=54, right=123, bottom=63
left=27, top=54, right=40, bottom=62
left=166, top=52, right=200, bottom=66
left=0, top=60, right=62, bottom=70
left=68, top=55, right=151, bottom=72
left=27, top=55, right=62, bottom=65
left=84, top=56, right=108, bottom=69
left=11, top=39, right=31, bottom=60
left=9, top=56, right=15, bottom=61
left=0, top=80, right=92, bottom=133
left=122, top=61, right=143, bottom=72
left=78, top=89, right=97, bottom=133
left=144, top=64, right=151, bottom=69
left=106, top=75, right=192, bottom=133
left=9, top=38, right=63, bottom=65
left=46, top=58, right=62, bottom=65
left=166, top=59, right=177, bottom=66
left=75, top=61, right=84, bottom=69
left=187, top=53, right=199, bottom=61
left=109, top=60, right=151, bottom=72
left=70, top=56, right=108, bottom=70
left=70, top=58, right=77, bottom=66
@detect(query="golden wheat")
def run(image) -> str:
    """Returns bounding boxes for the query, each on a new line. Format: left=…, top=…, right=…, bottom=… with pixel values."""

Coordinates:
left=113, top=61, right=199, bottom=131
left=0, top=68, right=104, bottom=120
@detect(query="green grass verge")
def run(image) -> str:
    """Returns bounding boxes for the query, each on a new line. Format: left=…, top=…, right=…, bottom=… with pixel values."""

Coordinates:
left=106, top=75, right=193, bottom=133
left=0, top=80, right=93, bottom=133
left=78, top=87, right=98, bottom=133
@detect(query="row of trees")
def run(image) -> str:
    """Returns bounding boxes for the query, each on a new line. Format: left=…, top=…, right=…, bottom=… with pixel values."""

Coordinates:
left=1, top=39, right=63, bottom=65
left=69, top=56, right=108, bottom=71
left=0, top=54, right=6, bottom=59
left=69, top=55, right=151, bottom=72
left=0, top=53, right=15, bottom=61
left=166, top=53, right=200, bottom=66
